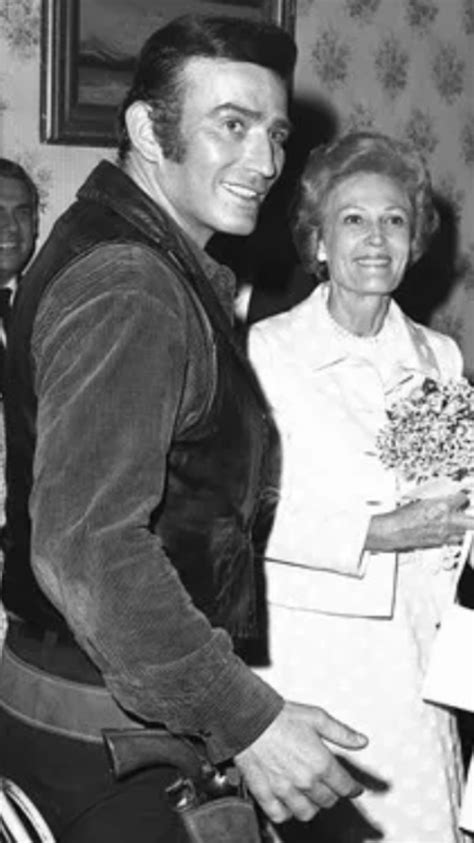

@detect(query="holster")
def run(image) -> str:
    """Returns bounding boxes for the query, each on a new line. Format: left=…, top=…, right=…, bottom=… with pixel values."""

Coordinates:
left=178, top=795, right=261, bottom=842
left=103, top=728, right=263, bottom=843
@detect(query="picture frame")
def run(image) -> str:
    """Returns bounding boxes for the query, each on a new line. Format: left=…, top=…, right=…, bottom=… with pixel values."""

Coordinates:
left=40, top=0, right=296, bottom=148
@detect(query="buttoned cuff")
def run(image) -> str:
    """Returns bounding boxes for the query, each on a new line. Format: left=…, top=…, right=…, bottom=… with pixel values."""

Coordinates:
left=200, top=642, right=284, bottom=763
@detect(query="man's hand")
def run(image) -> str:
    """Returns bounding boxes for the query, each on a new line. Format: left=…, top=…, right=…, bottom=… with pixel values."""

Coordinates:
left=235, top=701, right=368, bottom=824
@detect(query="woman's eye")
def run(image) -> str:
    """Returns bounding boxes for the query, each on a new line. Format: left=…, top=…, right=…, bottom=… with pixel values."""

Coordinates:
left=386, top=214, right=407, bottom=227
left=343, top=214, right=364, bottom=225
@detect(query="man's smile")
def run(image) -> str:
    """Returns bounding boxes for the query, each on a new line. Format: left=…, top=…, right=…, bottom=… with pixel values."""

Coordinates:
left=0, top=241, right=21, bottom=250
left=222, top=181, right=266, bottom=203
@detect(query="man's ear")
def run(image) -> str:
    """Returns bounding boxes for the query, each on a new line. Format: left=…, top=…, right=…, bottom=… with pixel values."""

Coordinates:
left=125, top=101, right=162, bottom=163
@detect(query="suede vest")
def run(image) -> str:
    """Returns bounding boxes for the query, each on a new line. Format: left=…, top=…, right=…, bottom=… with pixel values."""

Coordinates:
left=2, top=163, right=279, bottom=654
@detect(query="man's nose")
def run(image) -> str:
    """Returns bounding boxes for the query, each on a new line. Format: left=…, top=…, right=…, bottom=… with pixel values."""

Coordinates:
left=0, top=210, right=20, bottom=233
left=246, top=134, right=279, bottom=179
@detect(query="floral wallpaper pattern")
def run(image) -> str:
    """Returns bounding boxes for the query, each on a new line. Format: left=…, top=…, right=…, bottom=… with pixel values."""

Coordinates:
left=0, top=0, right=473, bottom=371
left=295, top=0, right=474, bottom=374
left=0, top=0, right=108, bottom=239
left=374, top=34, right=410, bottom=99
left=0, top=0, right=39, bottom=58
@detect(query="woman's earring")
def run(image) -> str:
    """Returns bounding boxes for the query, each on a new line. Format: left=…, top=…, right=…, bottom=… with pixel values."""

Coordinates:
left=316, top=240, right=327, bottom=263
left=315, top=240, right=329, bottom=280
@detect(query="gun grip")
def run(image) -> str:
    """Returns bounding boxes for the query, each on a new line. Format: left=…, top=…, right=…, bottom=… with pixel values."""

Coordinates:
left=102, top=728, right=205, bottom=781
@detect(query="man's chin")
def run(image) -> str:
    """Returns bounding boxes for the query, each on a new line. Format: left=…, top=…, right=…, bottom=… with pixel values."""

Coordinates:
left=219, top=215, right=259, bottom=237
left=0, top=258, right=22, bottom=275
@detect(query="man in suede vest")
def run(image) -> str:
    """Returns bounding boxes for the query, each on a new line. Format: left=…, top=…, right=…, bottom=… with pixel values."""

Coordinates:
left=0, top=14, right=365, bottom=842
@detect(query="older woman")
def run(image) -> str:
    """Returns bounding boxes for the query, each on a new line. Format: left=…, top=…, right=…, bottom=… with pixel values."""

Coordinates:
left=249, top=132, right=474, bottom=842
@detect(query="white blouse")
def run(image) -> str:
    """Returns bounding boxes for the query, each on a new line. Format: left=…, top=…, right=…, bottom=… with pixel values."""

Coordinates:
left=249, top=282, right=463, bottom=617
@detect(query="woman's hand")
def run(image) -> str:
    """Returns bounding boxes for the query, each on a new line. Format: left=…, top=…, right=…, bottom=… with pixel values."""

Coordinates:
left=367, top=491, right=474, bottom=553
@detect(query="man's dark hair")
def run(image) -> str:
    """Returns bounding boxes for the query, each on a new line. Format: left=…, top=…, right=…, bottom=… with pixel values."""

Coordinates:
left=0, top=158, right=39, bottom=210
left=117, top=13, right=297, bottom=163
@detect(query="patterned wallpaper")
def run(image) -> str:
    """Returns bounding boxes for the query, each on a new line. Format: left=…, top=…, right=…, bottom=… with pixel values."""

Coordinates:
left=293, top=0, right=474, bottom=373
left=0, top=0, right=473, bottom=370
left=0, top=0, right=110, bottom=244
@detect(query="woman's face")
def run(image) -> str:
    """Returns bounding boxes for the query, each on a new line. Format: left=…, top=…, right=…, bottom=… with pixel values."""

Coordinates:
left=317, top=171, right=412, bottom=299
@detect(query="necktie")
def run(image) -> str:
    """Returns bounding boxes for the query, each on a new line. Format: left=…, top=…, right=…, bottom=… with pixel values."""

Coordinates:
left=0, top=288, right=12, bottom=328
left=0, top=288, right=12, bottom=397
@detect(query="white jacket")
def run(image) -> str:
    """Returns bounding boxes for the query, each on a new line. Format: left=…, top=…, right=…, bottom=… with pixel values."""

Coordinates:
left=249, top=283, right=463, bottom=617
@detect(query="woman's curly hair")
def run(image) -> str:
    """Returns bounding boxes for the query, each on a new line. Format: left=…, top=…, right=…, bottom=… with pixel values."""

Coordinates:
left=291, top=131, right=439, bottom=280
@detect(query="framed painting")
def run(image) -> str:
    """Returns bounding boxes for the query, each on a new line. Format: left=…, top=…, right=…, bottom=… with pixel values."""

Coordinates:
left=40, top=0, right=296, bottom=148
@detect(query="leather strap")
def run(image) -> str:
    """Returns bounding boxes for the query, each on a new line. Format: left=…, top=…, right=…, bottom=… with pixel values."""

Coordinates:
left=0, top=645, right=140, bottom=744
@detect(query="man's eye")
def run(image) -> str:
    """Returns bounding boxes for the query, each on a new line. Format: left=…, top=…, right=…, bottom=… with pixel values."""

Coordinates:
left=270, top=129, right=289, bottom=147
left=17, top=208, right=34, bottom=221
left=224, top=118, right=245, bottom=135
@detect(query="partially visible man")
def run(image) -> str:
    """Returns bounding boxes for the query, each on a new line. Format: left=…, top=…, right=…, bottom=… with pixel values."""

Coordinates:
left=0, top=158, right=38, bottom=392
left=0, top=160, right=38, bottom=642
left=0, top=14, right=366, bottom=842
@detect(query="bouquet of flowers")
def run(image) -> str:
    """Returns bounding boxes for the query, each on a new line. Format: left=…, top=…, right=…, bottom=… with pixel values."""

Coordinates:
left=377, top=375, right=474, bottom=570
left=377, top=376, right=474, bottom=485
